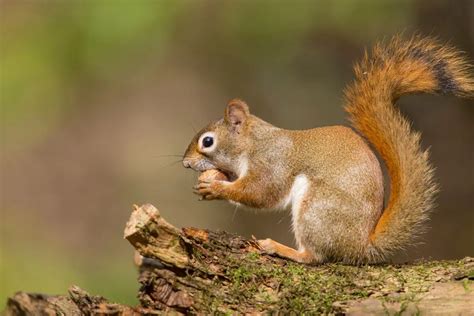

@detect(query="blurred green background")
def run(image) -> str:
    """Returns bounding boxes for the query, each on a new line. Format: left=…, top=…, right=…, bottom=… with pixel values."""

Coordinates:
left=1, top=0, right=473, bottom=308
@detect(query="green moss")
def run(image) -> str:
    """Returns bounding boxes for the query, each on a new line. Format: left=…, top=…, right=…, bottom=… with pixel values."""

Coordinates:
left=229, top=265, right=254, bottom=288
left=183, top=232, right=472, bottom=314
left=245, top=251, right=261, bottom=261
left=216, top=255, right=472, bottom=314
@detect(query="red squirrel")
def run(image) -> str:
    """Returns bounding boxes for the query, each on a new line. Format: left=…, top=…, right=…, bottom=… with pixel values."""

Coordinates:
left=182, top=36, right=474, bottom=264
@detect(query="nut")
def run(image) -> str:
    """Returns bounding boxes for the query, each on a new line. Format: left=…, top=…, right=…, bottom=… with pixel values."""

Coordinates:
left=199, top=169, right=228, bottom=182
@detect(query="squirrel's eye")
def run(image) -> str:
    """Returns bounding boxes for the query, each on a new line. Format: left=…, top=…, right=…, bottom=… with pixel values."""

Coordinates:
left=202, top=136, right=214, bottom=148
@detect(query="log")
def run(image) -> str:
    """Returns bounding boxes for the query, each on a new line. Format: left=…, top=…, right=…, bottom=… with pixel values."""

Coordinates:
left=3, top=203, right=474, bottom=315
left=123, top=204, right=474, bottom=315
left=4, top=285, right=151, bottom=315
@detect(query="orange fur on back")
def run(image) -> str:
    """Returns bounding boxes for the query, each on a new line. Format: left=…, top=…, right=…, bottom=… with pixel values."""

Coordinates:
left=344, top=35, right=474, bottom=260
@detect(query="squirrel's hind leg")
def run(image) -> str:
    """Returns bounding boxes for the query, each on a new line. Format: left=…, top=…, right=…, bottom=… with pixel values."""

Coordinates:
left=257, top=238, right=322, bottom=264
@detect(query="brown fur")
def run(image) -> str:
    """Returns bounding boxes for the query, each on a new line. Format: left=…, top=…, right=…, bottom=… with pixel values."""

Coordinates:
left=183, top=35, right=474, bottom=264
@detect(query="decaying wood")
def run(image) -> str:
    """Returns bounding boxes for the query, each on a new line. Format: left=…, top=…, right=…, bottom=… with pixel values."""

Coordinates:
left=3, top=203, right=474, bottom=315
left=124, top=204, right=189, bottom=269
left=4, top=285, right=149, bottom=315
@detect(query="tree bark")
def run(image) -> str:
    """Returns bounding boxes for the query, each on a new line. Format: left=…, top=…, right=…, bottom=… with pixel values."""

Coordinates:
left=4, top=204, right=474, bottom=315
left=4, top=285, right=148, bottom=316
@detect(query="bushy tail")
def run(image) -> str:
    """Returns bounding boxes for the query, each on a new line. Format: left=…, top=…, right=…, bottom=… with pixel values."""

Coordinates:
left=343, top=35, right=474, bottom=261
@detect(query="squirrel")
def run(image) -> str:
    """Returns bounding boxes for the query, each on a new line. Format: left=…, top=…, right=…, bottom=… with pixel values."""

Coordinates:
left=182, top=35, right=474, bottom=264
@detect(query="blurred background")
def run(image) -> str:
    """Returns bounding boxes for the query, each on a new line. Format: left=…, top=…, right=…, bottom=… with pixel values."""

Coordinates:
left=1, top=0, right=473, bottom=308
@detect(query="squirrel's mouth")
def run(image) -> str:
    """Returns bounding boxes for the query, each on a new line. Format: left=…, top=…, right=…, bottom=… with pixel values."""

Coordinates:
left=184, top=157, right=238, bottom=182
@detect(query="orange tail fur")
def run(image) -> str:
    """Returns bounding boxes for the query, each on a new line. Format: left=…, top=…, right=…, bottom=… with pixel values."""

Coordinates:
left=344, top=35, right=474, bottom=260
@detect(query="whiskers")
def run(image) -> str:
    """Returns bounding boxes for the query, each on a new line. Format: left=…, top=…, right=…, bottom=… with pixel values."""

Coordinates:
left=153, top=159, right=181, bottom=171
left=152, top=154, right=183, bottom=158
left=151, top=153, right=184, bottom=170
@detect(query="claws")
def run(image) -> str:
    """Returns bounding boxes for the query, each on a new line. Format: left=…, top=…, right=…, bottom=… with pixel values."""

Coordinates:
left=193, top=179, right=222, bottom=200
left=193, top=181, right=211, bottom=191
left=258, top=238, right=277, bottom=254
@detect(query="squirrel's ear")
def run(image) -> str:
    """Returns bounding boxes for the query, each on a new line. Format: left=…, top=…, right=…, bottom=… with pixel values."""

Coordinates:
left=224, top=99, right=250, bottom=131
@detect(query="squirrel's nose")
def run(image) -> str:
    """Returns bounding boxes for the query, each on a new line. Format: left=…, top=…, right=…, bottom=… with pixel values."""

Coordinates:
left=182, top=159, right=191, bottom=168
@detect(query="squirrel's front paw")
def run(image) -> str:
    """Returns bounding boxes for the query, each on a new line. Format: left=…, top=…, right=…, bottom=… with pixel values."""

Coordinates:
left=193, top=179, right=224, bottom=200
left=258, top=238, right=277, bottom=255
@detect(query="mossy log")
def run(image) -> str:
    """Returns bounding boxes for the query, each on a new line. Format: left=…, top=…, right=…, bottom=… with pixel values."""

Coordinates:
left=4, top=204, right=474, bottom=315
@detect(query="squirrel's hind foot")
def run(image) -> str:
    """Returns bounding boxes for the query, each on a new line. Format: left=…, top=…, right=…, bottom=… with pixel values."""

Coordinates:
left=257, top=238, right=321, bottom=264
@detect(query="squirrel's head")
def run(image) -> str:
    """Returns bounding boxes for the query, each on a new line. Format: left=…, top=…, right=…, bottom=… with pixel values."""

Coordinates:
left=182, top=99, right=252, bottom=180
